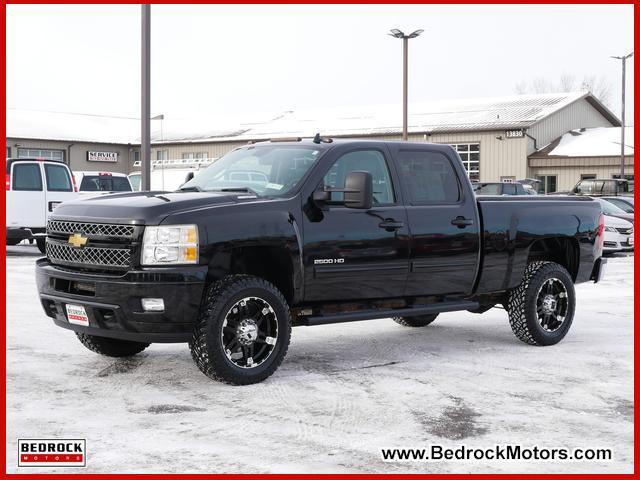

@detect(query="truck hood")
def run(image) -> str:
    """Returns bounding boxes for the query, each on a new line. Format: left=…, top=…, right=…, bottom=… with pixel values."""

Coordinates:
left=51, top=190, right=259, bottom=224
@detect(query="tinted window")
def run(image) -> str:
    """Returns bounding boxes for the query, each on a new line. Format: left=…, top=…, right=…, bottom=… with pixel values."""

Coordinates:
left=12, top=163, right=42, bottom=191
left=606, top=198, right=633, bottom=213
left=324, top=150, right=394, bottom=204
left=44, top=164, right=72, bottom=192
left=80, top=175, right=131, bottom=192
left=397, top=150, right=460, bottom=204
left=502, top=184, right=517, bottom=195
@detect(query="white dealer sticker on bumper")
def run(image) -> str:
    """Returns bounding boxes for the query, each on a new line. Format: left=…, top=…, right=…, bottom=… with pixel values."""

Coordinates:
left=66, top=304, right=89, bottom=326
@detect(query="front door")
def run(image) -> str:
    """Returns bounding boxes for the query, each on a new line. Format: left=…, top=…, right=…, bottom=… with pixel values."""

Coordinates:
left=302, top=146, right=410, bottom=302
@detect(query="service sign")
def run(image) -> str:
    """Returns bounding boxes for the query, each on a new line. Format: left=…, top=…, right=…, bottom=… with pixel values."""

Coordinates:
left=87, top=151, right=118, bottom=162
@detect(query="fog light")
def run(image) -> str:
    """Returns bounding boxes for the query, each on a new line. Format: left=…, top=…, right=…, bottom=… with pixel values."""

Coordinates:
left=141, top=298, right=164, bottom=312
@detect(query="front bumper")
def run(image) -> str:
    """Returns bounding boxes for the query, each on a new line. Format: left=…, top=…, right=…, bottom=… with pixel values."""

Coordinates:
left=7, top=227, right=34, bottom=242
left=603, top=231, right=634, bottom=252
left=36, top=259, right=207, bottom=343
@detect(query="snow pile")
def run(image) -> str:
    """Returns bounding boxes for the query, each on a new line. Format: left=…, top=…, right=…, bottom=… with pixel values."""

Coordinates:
left=548, top=127, right=634, bottom=157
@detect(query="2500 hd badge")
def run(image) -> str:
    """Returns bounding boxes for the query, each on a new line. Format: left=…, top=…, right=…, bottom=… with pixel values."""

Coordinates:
left=36, top=139, right=606, bottom=384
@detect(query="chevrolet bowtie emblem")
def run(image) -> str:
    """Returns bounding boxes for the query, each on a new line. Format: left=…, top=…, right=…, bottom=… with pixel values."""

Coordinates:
left=68, top=233, right=88, bottom=248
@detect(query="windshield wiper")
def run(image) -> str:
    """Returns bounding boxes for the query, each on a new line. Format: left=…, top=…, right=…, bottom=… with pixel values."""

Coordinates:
left=178, top=185, right=202, bottom=192
left=213, top=187, right=259, bottom=195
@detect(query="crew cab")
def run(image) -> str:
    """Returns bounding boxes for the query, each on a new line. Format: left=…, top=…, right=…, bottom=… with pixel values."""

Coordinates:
left=6, top=158, right=77, bottom=252
left=36, top=139, right=606, bottom=384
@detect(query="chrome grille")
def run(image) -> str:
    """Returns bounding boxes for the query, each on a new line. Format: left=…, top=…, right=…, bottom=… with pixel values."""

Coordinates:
left=46, top=240, right=132, bottom=269
left=47, top=220, right=135, bottom=238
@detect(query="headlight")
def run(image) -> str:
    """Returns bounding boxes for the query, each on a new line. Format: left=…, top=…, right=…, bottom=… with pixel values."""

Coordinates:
left=142, top=225, right=199, bottom=265
left=605, top=226, right=618, bottom=232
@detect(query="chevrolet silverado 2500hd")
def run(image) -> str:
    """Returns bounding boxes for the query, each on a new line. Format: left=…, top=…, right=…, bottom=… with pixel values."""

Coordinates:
left=36, top=139, right=606, bottom=384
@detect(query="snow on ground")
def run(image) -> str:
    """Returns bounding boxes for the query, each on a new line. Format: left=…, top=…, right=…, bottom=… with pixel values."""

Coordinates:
left=6, top=245, right=634, bottom=473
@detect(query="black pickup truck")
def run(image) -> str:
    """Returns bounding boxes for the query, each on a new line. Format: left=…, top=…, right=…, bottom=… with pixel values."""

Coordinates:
left=36, top=139, right=606, bottom=384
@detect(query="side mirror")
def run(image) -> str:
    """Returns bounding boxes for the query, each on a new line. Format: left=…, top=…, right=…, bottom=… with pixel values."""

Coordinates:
left=344, top=171, right=373, bottom=209
left=184, top=171, right=195, bottom=183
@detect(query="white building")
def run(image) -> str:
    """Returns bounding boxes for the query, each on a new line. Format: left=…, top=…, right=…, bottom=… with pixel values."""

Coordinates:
left=6, top=91, right=628, bottom=192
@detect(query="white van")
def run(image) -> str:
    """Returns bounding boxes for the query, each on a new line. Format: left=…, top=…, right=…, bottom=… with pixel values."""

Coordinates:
left=6, top=158, right=78, bottom=252
left=74, top=171, right=132, bottom=196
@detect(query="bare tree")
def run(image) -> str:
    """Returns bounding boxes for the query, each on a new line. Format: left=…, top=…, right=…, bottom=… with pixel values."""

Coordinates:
left=559, top=74, right=576, bottom=92
left=581, top=75, right=612, bottom=105
left=515, top=74, right=613, bottom=107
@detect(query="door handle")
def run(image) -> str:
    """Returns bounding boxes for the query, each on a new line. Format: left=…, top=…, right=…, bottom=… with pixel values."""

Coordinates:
left=379, top=219, right=404, bottom=232
left=451, top=216, right=473, bottom=228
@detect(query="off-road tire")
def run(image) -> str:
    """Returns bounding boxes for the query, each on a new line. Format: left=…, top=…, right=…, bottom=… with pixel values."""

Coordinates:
left=392, top=314, right=439, bottom=327
left=36, top=237, right=46, bottom=254
left=75, top=332, right=150, bottom=357
left=189, top=275, right=292, bottom=385
left=507, top=261, right=575, bottom=346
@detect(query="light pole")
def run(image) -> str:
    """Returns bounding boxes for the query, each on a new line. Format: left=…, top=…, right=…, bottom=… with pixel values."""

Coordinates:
left=610, top=52, right=633, bottom=177
left=389, top=28, right=423, bottom=141
left=141, top=5, right=151, bottom=191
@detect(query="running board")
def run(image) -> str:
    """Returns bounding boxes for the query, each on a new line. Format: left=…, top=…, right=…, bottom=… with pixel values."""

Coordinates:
left=299, top=300, right=479, bottom=326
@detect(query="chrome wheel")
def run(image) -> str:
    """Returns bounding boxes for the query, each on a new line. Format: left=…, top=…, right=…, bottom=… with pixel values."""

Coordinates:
left=535, top=277, right=568, bottom=332
left=221, top=296, right=278, bottom=369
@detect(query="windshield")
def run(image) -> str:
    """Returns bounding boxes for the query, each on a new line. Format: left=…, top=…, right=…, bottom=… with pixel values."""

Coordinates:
left=180, top=145, right=321, bottom=196
left=80, top=175, right=132, bottom=192
left=596, top=198, right=627, bottom=215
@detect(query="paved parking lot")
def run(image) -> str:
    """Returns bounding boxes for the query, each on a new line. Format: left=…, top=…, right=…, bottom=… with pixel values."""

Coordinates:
left=6, top=245, right=634, bottom=473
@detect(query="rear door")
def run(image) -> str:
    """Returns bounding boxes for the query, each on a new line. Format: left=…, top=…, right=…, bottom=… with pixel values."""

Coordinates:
left=388, top=144, right=481, bottom=296
left=7, top=161, right=46, bottom=228
left=43, top=162, right=76, bottom=218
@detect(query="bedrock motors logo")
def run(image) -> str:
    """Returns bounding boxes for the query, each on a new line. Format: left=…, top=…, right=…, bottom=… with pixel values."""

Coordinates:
left=18, top=439, right=86, bottom=467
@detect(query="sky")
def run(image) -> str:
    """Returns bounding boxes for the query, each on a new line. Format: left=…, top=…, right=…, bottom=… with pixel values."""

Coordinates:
left=6, top=4, right=635, bottom=123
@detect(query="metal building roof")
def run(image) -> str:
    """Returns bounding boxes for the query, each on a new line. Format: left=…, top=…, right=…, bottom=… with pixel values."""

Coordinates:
left=7, top=91, right=619, bottom=145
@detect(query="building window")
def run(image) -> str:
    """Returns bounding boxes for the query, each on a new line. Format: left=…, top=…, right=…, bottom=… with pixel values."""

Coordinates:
left=581, top=174, right=596, bottom=180
left=156, top=150, right=168, bottom=161
left=450, top=143, right=479, bottom=181
left=6, top=146, right=11, bottom=158
left=17, top=148, right=64, bottom=162
left=133, top=151, right=140, bottom=163
left=536, top=175, right=557, bottom=194
left=181, top=152, right=208, bottom=161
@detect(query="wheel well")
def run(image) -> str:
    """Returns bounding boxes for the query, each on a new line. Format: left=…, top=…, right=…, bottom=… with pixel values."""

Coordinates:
left=527, top=237, right=579, bottom=280
left=227, top=246, right=295, bottom=304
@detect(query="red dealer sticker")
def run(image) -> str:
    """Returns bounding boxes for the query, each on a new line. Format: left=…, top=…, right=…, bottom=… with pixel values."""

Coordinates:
left=18, top=439, right=86, bottom=467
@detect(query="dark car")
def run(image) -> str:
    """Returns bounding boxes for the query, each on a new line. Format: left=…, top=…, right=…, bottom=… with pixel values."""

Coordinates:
left=36, top=138, right=606, bottom=384
left=472, top=182, right=527, bottom=196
